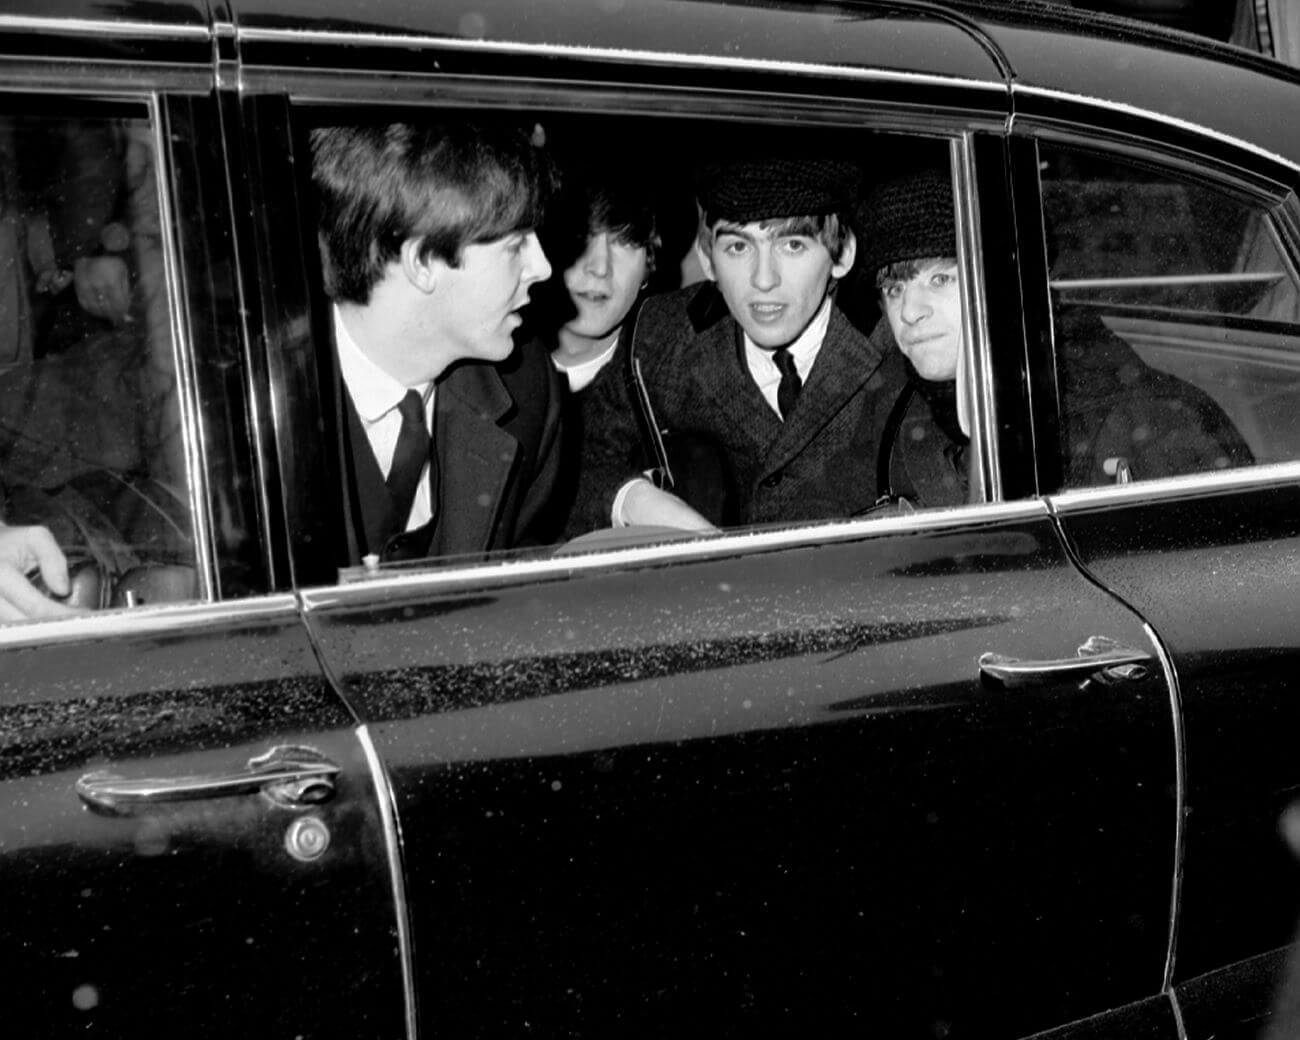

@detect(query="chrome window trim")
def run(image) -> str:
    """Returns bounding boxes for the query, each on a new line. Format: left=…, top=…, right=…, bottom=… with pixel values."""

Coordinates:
left=1145, top=619, right=1186, bottom=993
left=0, top=594, right=299, bottom=650
left=150, top=93, right=217, bottom=602
left=0, top=15, right=210, bottom=42
left=952, top=133, right=1000, bottom=502
left=356, top=724, right=417, bottom=1040
left=299, top=499, right=1050, bottom=610
left=0, top=63, right=211, bottom=93
left=236, top=26, right=1007, bottom=96
left=1047, top=459, right=1300, bottom=512
left=1013, top=83, right=1300, bottom=175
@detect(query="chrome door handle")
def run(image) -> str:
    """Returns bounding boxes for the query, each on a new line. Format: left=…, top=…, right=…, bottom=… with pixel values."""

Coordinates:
left=76, top=745, right=340, bottom=815
left=978, top=635, right=1152, bottom=688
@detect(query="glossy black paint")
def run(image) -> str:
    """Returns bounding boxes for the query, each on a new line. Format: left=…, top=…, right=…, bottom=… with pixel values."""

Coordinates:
left=1055, top=485, right=1300, bottom=984
left=0, top=613, right=405, bottom=1038
left=307, top=517, right=1175, bottom=1038
left=4, top=0, right=1300, bottom=1036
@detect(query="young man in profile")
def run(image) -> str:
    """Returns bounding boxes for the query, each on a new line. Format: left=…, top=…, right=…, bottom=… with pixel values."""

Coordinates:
left=312, top=122, right=564, bottom=563
left=580, top=156, right=906, bottom=532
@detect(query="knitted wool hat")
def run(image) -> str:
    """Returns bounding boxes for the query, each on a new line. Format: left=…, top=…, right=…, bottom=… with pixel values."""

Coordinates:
left=860, top=166, right=956, bottom=277
left=696, top=157, right=861, bottom=224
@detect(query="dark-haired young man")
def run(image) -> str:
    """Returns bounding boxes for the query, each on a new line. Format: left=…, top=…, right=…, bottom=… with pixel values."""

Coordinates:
left=311, top=122, right=563, bottom=563
left=582, top=157, right=906, bottom=532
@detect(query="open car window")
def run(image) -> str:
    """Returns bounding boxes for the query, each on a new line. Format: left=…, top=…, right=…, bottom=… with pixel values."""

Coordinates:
left=295, top=111, right=985, bottom=581
left=1039, top=142, right=1300, bottom=485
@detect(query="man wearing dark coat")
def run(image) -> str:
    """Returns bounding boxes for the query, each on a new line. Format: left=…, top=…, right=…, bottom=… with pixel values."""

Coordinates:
left=311, top=122, right=563, bottom=564
left=863, top=164, right=1253, bottom=508
left=579, top=156, right=907, bottom=531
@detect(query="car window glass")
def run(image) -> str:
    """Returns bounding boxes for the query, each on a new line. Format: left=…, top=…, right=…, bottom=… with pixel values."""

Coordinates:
left=0, top=105, right=198, bottom=614
left=293, top=114, right=980, bottom=581
left=1039, top=143, right=1300, bottom=487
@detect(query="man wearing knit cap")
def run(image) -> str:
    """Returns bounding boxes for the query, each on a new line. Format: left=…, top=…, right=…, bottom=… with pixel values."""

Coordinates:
left=576, top=155, right=906, bottom=530
left=864, top=163, right=1252, bottom=505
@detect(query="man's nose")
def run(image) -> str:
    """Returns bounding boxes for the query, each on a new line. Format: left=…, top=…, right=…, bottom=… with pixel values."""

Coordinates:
left=900, top=283, right=931, bottom=323
left=750, top=245, right=779, bottom=291
left=522, top=232, right=552, bottom=284
left=583, top=232, right=612, bottom=278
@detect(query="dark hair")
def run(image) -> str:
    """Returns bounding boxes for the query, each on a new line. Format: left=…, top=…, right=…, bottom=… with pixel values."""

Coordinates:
left=874, top=256, right=957, bottom=289
left=698, top=212, right=854, bottom=266
left=311, top=122, right=552, bottom=304
left=541, top=165, right=659, bottom=276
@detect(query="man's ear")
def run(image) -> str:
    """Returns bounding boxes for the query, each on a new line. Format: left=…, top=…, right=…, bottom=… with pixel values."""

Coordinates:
left=400, top=237, right=440, bottom=294
left=695, top=237, right=717, bottom=283
left=831, top=228, right=857, bottom=280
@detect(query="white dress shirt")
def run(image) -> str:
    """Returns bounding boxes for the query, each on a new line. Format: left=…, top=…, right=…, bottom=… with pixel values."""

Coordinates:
left=333, top=306, right=435, bottom=531
left=742, top=296, right=831, bottom=417
left=612, top=295, right=834, bottom=524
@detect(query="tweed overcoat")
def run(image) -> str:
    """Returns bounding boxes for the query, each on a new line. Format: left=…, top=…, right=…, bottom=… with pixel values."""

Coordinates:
left=580, top=282, right=908, bottom=526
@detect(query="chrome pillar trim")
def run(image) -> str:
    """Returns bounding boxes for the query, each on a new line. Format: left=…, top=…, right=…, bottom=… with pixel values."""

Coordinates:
left=952, top=134, right=1001, bottom=503
left=1169, top=983, right=1189, bottom=1038
left=236, top=26, right=1006, bottom=91
left=1145, top=620, right=1186, bottom=992
left=0, top=15, right=210, bottom=41
left=356, top=724, right=418, bottom=1040
left=214, top=19, right=240, bottom=92
left=151, top=94, right=217, bottom=603
left=1013, top=84, right=1299, bottom=174
left=301, top=498, right=1052, bottom=609
left=0, top=594, right=300, bottom=650
left=1048, top=459, right=1300, bottom=512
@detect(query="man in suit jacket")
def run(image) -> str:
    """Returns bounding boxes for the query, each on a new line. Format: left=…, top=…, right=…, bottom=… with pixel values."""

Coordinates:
left=581, top=156, right=906, bottom=531
left=312, top=122, right=563, bottom=564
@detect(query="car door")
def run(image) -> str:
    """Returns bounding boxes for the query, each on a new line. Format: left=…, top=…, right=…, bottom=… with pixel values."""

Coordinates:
left=254, top=71, right=1183, bottom=1034
left=0, top=82, right=406, bottom=1036
left=1007, top=124, right=1300, bottom=1039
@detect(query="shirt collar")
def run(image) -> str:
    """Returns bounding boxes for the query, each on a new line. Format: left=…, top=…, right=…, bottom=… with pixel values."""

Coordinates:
left=742, top=295, right=832, bottom=374
left=333, top=305, right=430, bottom=422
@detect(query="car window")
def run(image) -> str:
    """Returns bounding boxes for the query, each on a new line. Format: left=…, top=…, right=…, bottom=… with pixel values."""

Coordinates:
left=291, top=112, right=981, bottom=580
left=0, top=103, right=198, bottom=612
left=1039, top=142, right=1300, bottom=487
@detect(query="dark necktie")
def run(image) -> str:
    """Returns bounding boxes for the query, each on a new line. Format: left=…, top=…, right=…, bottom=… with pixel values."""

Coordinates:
left=774, top=347, right=802, bottom=420
left=386, top=389, right=430, bottom=525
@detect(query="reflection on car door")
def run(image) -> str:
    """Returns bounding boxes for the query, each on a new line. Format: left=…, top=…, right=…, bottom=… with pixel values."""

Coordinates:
left=304, top=505, right=1176, bottom=1038
left=0, top=608, right=406, bottom=1038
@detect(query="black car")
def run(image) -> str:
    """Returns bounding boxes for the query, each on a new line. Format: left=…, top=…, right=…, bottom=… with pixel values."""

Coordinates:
left=4, top=0, right=1300, bottom=1037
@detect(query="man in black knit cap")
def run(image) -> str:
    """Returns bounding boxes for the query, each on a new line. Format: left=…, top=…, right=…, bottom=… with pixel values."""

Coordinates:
left=577, top=156, right=907, bottom=531
left=863, top=163, right=1252, bottom=506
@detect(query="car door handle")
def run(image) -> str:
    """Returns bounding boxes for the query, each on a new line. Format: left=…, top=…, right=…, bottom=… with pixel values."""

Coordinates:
left=978, top=635, right=1152, bottom=688
left=76, top=745, right=340, bottom=814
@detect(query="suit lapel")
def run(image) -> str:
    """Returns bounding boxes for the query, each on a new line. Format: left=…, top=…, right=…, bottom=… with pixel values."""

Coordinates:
left=430, top=359, right=520, bottom=556
left=763, top=304, right=887, bottom=475
left=685, top=318, right=782, bottom=453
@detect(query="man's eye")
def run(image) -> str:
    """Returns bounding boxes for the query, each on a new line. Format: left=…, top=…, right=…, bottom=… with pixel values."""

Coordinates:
left=780, top=238, right=810, bottom=255
left=720, top=239, right=749, bottom=256
left=882, top=283, right=903, bottom=300
left=931, top=270, right=956, bottom=288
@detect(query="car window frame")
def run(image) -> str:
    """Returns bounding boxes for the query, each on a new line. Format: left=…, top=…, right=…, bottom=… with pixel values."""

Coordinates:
left=253, top=70, right=1022, bottom=595
left=1005, top=116, right=1300, bottom=507
left=0, top=86, right=239, bottom=631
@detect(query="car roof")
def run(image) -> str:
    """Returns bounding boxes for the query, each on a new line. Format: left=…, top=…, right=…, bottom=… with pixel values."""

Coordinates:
left=4, top=0, right=1300, bottom=169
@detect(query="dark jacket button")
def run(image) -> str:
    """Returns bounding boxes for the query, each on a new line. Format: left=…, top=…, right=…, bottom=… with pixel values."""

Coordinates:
left=759, top=472, right=783, bottom=488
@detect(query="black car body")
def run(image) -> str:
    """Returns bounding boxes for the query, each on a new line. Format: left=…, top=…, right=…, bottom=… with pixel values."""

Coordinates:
left=3, top=1, right=1300, bottom=1037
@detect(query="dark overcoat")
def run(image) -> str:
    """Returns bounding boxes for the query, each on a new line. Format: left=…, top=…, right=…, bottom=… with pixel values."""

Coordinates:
left=338, top=338, right=563, bottom=563
left=580, top=282, right=908, bottom=526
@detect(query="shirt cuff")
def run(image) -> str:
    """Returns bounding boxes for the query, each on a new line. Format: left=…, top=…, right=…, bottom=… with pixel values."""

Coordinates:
left=611, top=477, right=655, bottom=527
